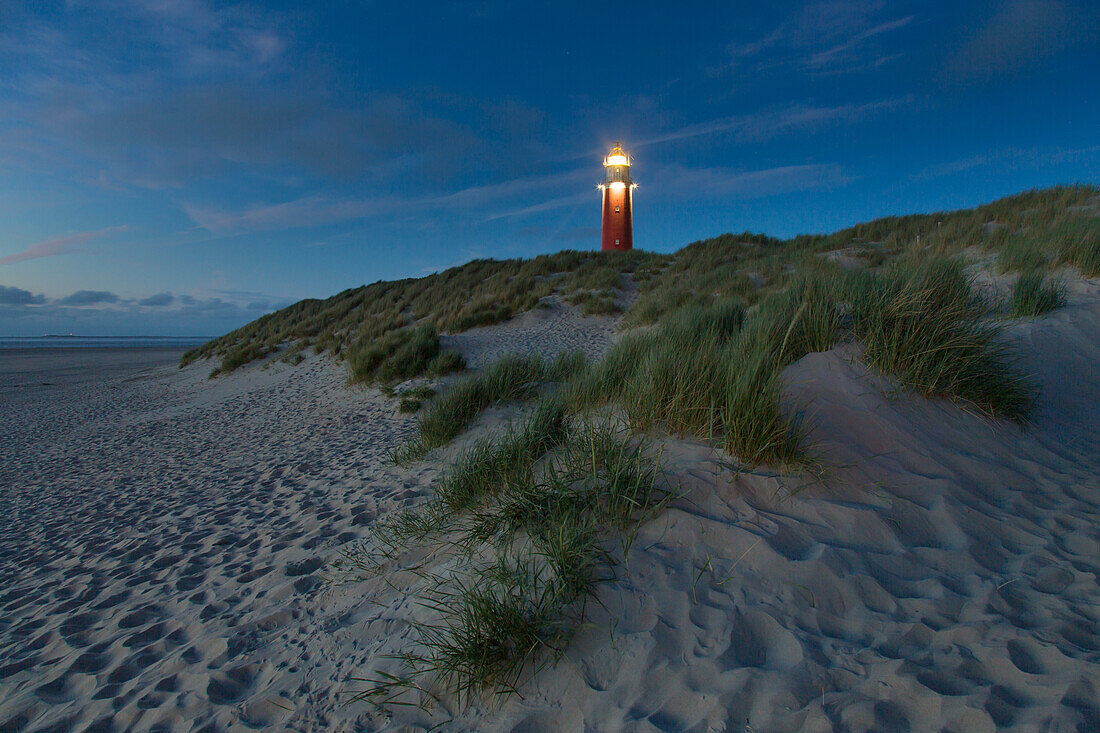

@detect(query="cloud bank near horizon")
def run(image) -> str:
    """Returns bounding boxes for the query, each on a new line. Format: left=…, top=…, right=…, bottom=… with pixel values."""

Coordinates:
left=0, top=283, right=293, bottom=337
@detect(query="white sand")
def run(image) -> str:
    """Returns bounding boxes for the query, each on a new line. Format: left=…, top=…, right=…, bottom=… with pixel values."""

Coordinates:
left=2, top=286, right=1099, bottom=732
left=443, top=297, right=619, bottom=369
left=1, top=348, right=439, bottom=731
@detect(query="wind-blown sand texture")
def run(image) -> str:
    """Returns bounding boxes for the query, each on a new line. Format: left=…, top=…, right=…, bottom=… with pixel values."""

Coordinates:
left=2, top=286, right=1099, bottom=732
left=443, top=296, right=619, bottom=369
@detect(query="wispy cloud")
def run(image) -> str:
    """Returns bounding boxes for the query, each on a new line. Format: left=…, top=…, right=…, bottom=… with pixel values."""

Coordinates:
left=435, top=170, right=590, bottom=209
left=138, top=292, right=175, bottom=306
left=944, top=0, right=1099, bottom=85
left=806, top=16, right=913, bottom=70
left=913, top=144, right=1100, bottom=179
left=95, top=0, right=287, bottom=75
left=635, top=98, right=913, bottom=148
left=181, top=196, right=398, bottom=234
left=717, top=3, right=915, bottom=76
left=484, top=192, right=592, bottom=221
left=0, top=225, right=127, bottom=265
left=184, top=169, right=593, bottom=233
left=658, top=163, right=850, bottom=198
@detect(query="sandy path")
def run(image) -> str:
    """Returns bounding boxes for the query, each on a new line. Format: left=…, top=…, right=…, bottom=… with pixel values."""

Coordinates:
left=443, top=297, right=618, bottom=369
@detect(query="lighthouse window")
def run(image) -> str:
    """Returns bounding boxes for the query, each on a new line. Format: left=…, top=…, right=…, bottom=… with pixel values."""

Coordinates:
left=615, top=239, right=620, bottom=245
left=615, top=205, right=620, bottom=213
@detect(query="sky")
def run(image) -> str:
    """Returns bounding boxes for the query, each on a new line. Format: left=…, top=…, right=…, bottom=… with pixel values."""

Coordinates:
left=1, top=0, right=1097, bottom=337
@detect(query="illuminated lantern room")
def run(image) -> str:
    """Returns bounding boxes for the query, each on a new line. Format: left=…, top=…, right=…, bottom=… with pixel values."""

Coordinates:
left=599, top=142, right=635, bottom=251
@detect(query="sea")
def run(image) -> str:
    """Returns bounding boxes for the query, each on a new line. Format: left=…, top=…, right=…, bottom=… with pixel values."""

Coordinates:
left=0, top=336, right=210, bottom=349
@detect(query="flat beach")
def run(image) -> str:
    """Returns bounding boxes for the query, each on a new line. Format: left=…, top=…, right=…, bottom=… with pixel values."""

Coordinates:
left=2, top=288, right=1099, bottom=732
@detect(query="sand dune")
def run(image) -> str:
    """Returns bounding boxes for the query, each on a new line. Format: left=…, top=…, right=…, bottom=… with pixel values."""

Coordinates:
left=2, top=287, right=1099, bottom=731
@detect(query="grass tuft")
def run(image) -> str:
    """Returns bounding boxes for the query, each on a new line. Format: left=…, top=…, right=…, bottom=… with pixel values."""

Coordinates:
left=348, top=324, right=463, bottom=385
left=1008, top=272, right=1066, bottom=317
left=351, top=417, right=667, bottom=708
left=402, top=385, right=436, bottom=400
left=408, top=554, right=578, bottom=701
left=394, top=355, right=548, bottom=463
left=547, top=349, right=588, bottom=383
left=566, top=290, right=620, bottom=316
left=433, top=396, right=569, bottom=516
left=426, top=350, right=466, bottom=377
left=569, top=292, right=826, bottom=467
left=210, top=344, right=268, bottom=377
left=846, top=258, right=1035, bottom=421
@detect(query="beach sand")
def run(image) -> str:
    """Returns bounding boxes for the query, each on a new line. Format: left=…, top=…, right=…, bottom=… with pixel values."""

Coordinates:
left=2, top=289, right=1099, bottom=732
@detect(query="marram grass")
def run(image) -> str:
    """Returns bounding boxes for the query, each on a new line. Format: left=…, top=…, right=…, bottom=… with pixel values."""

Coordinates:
left=846, top=258, right=1035, bottom=422
left=347, top=414, right=668, bottom=708
left=184, top=185, right=1096, bottom=379
left=392, top=355, right=549, bottom=464
left=347, top=324, right=464, bottom=385
left=1008, top=272, right=1066, bottom=318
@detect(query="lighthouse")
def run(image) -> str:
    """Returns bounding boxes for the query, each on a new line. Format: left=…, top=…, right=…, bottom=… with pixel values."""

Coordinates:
left=599, top=142, right=635, bottom=251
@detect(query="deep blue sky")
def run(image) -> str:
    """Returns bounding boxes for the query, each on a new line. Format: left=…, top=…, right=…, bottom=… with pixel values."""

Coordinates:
left=1, top=0, right=1097, bottom=336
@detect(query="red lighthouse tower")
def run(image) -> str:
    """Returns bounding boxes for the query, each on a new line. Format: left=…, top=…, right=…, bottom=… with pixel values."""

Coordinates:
left=600, top=142, right=635, bottom=251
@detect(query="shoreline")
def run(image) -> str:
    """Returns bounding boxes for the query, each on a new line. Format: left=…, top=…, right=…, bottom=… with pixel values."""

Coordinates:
left=0, top=347, right=190, bottom=393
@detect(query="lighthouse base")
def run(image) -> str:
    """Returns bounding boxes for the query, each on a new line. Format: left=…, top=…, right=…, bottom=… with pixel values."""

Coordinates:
left=601, top=185, right=633, bottom=251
